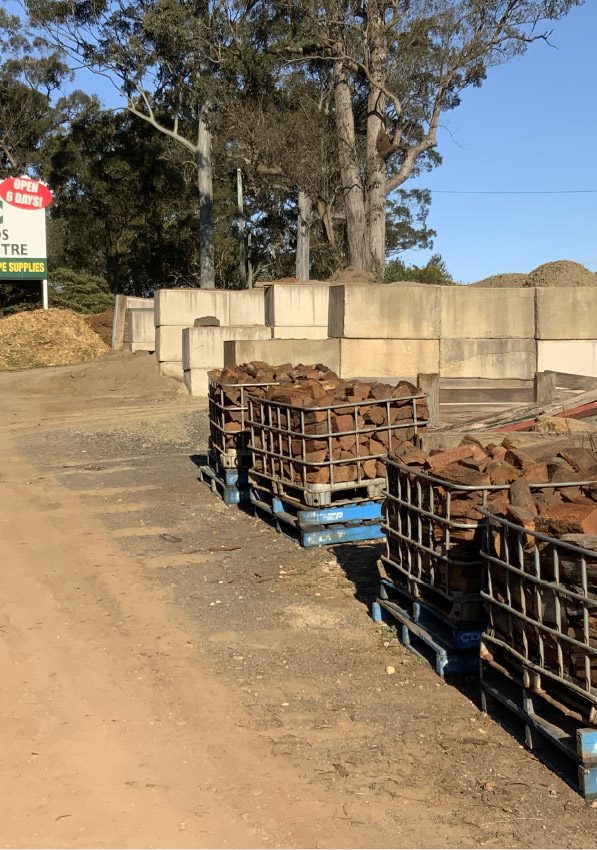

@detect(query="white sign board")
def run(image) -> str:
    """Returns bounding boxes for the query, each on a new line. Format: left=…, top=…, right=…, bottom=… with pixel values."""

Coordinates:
left=0, top=177, right=52, bottom=280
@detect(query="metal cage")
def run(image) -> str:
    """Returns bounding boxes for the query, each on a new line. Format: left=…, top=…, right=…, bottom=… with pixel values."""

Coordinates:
left=208, top=371, right=278, bottom=469
left=247, top=392, right=427, bottom=506
left=481, top=509, right=597, bottom=714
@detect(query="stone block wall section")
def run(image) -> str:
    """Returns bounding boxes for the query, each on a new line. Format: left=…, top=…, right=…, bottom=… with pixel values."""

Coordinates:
left=224, top=338, right=342, bottom=376
left=329, top=285, right=597, bottom=380
left=265, top=283, right=331, bottom=328
left=328, top=284, right=441, bottom=339
left=123, top=308, right=155, bottom=352
left=112, top=294, right=155, bottom=350
left=182, top=325, right=273, bottom=396
left=155, top=288, right=267, bottom=379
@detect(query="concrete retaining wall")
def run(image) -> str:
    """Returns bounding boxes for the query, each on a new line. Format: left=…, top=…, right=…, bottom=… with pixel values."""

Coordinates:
left=183, top=325, right=272, bottom=371
left=123, top=308, right=155, bottom=352
left=537, top=340, right=597, bottom=376
left=112, top=295, right=154, bottom=350
left=440, top=338, right=537, bottom=379
left=328, top=285, right=441, bottom=339
left=271, top=326, right=329, bottom=339
left=339, top=339, right=439, bottom=379
left=440, top=287, right=535, bottom=339
left=224, top=338, right=341, bottom=375
left=536, top=288, right=597, bottom=339
left=265, top=284, right=331, bottom=327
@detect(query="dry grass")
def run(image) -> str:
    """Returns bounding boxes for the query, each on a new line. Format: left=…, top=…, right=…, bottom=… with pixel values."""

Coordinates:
left=0, top=308, right=108, bottom=370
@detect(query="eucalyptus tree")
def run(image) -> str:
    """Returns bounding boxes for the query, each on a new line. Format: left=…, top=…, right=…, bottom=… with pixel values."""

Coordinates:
left=255, top=0, right=582, bottom=272
left=28, top=0, right=242, bottom=288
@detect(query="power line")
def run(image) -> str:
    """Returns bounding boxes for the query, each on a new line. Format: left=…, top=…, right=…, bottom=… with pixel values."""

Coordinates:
left=429, top=188, right=597, bottom=195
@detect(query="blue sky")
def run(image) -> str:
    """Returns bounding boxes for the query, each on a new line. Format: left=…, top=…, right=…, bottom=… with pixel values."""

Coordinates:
left=400, top=2, right=597, bottom=282
left=7, top=0, right=596, bottom=283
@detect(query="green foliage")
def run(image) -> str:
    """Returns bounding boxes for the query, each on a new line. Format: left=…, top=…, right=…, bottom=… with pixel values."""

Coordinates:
left=0, top=282, right=41, bottom=316
left=48, top=268, right=114, bottom=313
left=383, top=253, right=454, bottom=285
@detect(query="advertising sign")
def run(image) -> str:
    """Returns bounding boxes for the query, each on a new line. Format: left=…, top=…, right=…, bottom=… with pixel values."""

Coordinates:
left=0, top=177, right=52, bottom=280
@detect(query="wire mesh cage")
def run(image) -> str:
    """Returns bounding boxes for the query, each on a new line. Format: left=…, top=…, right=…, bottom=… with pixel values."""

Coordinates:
left=481, top=509, right=597, bottom=712
left=208, top=370, right=278, bottom=468
left=381, top=459, right=509, bottom=622
left=247, top=391, right=428, bottom=505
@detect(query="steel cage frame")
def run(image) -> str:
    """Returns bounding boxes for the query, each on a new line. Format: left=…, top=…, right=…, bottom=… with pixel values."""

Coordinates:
left=481, top=508, right=597, bottom=703
left=247, top=392, right=427, bottom=494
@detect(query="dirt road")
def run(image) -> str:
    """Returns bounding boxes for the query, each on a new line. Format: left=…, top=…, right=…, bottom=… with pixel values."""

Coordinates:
left=0, top=352, right=595, bottom=848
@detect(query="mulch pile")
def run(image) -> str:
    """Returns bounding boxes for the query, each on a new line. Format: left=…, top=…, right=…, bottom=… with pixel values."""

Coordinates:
left=0, top=308, right=108, bottom=370
left=471, top=260, right=597, bottom=288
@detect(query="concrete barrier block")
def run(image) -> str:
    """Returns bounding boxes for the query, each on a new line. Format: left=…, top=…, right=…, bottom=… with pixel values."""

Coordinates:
left=536, top=289, right=597, bottom=339
left=182, top=325, right=272, bottom=371
left=155, top=288, right=229, bottom=327
left=265, top=284, right=331, bottom=327
left=440, top=338, right=536, bottom=379
left=224, top=338, right=341, bottom=374
left=124, top=309, right=155, bottom=346
left=440, top=287, right=535, bottom=339
left=271, top=326, right=329, bottom=339
left=339, top=339, right=439, bottom=379
left=159, top=360, right=184, bottom=380
left=537, top=340, right=597, bottom=376
left=183, top=368, right=211, bottom=396
left=156, top=325, right=188, bottom=362
left=228, top=290, right=266, bottom=325
left=328, top=285, right=441, bottom=339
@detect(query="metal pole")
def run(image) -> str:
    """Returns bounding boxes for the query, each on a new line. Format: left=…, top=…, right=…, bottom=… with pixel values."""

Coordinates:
left=42, top=278, right=48, bottom=309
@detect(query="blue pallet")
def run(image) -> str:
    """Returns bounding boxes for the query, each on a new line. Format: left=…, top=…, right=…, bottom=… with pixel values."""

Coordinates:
left=371, top=597, right=479, bottom=678
left=481, top=659, right=597, bottom=801
left=207, top=453, right=249, bottom=486
left=250, top=489, right=383, bottom=548
left=199, top=463, right=250, bottom=505
left=379, top=579, right=484, bottom=650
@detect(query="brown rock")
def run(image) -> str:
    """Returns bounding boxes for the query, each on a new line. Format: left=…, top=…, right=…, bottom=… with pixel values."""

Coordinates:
left=369, top=383, right=394, bottom=400
left=486, top=460, right=519, bottom=485
left=426, top=445, right=476, bottom=471
left=537, top=503, right=597, bottom=536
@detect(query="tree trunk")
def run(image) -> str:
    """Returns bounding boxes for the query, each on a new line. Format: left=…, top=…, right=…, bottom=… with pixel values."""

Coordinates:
left=296, top=191, right=311, bottom=280
left=197, top=107, right=215, bottom=289
left=365, top=13, right=388, bottom=272
left=333, top=61, right=369, bottom=270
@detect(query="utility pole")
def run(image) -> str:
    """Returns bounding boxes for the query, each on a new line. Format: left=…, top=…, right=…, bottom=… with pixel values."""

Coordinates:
left=236, top=168, right=249, bottom=288
left=296, top=191, right=311, bottom=281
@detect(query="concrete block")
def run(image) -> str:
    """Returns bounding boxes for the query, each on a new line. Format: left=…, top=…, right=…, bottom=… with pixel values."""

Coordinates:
left=537, top=340, right=597, bottom=377
left=265, top=284, right=331, bottom=327
left=156, top=325, right=187, bottom=362
left=271, top=326, right=329, bottom=339
left=440, top=287, right=535, bottom=339
left=125, top=341, right=154, bottom=352
left=339, top=339, right=439, bottom=379
left=159, top=361, right=184, bottom=381
left=440, top=338, right=536, bottom=380
left=224, top=338, right=341, bottom=375
left=183, top=368, right=211, bottom=396
left=155, top=288, right=229, bottom=327
left=536, top=289, right=597, bottom=339
left=126, top=296, right=154, bottom=309
left=329, top=285, right=441, bottom=339
left=182, top=325, right=272, bottom=371
left=228, top=289, right=266, bottom=325
left=124, top=309, right=155, bottom=346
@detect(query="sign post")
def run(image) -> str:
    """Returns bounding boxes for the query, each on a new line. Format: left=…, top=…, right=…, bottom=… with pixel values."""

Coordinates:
left=0, top=176, right=53, bottom=309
